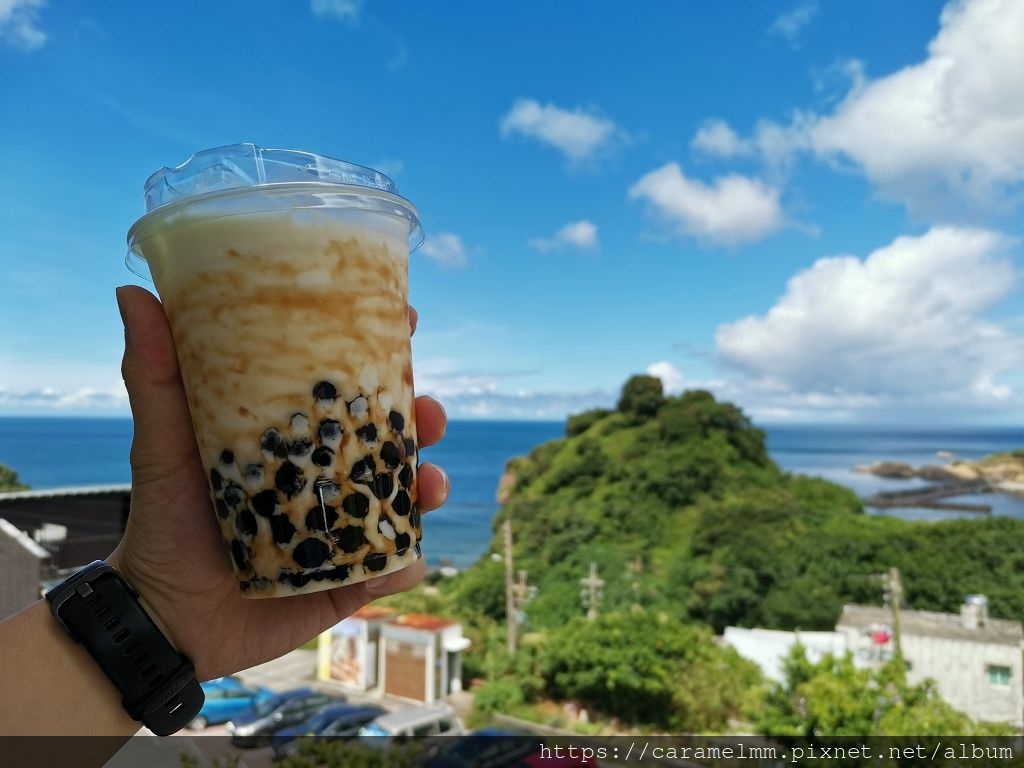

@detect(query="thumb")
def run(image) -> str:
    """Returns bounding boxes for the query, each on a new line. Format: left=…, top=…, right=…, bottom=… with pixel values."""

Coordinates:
left=117, top=285, right=201, bottom=480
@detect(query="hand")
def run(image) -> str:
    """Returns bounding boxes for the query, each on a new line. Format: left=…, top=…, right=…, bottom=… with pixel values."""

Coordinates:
left=108, top=286, right=449, bottom=681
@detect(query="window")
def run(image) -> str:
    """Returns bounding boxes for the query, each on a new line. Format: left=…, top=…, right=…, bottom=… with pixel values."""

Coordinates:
left=988, top=665, right=1012, bottom=686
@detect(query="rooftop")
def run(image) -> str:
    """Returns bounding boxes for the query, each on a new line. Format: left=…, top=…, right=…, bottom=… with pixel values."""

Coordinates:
left=350, top=605, right=397, bottom=621
left=0, top=518, right=50, bottom=560
left=388, top=613, right=457, bottom=632
left=0, top=485, right=132, bottom=502
left=837, top=603, right=1024, bottom=646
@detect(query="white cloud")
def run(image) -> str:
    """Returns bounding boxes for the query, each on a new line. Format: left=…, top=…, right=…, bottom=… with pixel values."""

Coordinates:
left=715, top=227, right=1023, bottom=410
left=419, top=232, right=468, bottom=268
left=310, top=0, right=361, bottom=23
left=646, top=361, right=685, bottom=395
left=529, top=220, right=599, bottom=252
left=770, top=2, right=819, bottom=47
left=629, top=163, right=785, bottom=246
left=0, top=385, right=128, bottom=413
left=0, top=0, right=46, bottom=51
left=690, top=119, right=753, bottom=158
left=500, top=99, right=622, bottom=164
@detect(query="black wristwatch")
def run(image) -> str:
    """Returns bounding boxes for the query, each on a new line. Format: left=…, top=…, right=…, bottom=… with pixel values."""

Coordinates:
left=45, top=560, right=205, bottom=735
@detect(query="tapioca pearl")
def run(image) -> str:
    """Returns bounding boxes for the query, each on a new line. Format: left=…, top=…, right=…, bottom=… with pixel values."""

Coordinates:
left=231, top=539, right=250, bottom=571
left=392, top=490, right=412, bottom=516
left=244, top=463, right=264, bottom=491
left=398, top=464, right=413, bottom=489
left=251, top=489, right=281, bottom=517
left=220, top=449, right=235, bottom=465
left=290, top=412, right=310, bottom=434
left=380, top=442, right=400, bottom=469
left=314, top=478, right=341, bottom=505
left=223, top=485, right=247, bottom=515
left=395, top=532, right=411, bottom=551
left=236, top=509, right=258, bottom=538
left=379, top=518, right=397, bottom=540
left=261, top=428, right=287, bottom=461
left=350, top=456, right=376, bottom=484
left=388, top=410, right=405, bottom=433
left=306, top=504, right=339, bottom=532
left=410, top=505, right=421, bottom=529
left=215, top=498, right=230, bottom=520
left=364, top=553, right=388, bottom=572
left=318, top=419, right=342, bottom=448
left=293, top=537, right=331, bottom=569
left=270, top=514, right=298, bottom=546
left=356, top=424, right=377, bottom=445
left=275, top=461, right=306, bottom=497
left=372, top=473, right=395, bottom=500
left=341, top=493, right=370, bottom=519
left=288, top=437, right=313, bottom=458
left=403, top=438, right=416, bottom=459
left=312, top=446, right=334, bottom=468
left=282, top=571, right=312, bottom=589
left=323, top=564, right=352, bottom=582
left=312, top=381, right=337, bottom=405
left=348, top=396, right=369, bottom=420
left=210, top=468, right=224, bottom=492
left=334, top=525, right=366, bottom=554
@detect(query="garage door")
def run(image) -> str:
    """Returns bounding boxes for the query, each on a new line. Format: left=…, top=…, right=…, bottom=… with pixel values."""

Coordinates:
left=384, top=639, right=427, bottom=701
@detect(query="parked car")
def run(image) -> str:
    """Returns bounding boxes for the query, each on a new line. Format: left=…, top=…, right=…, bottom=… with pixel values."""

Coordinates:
left=358, top=702, right=464, bottom=744
left=271, top=704, right=385, bottom=760
left=421, top=728, right=537, bottom=768
left=187, top=676, right=275, bottom=730
left=226, top=688, right=335, bottom=747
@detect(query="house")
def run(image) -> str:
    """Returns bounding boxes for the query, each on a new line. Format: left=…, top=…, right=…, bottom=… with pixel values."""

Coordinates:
left=836, top=596, right=1024, bottom=728
left=317, top=605, right=396, bottom=691
left=0, top=518, right=51, bottom=620
left=722, top=627, right=856, bottom=683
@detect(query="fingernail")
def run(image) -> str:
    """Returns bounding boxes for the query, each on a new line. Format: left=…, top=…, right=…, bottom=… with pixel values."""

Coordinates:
left=115, top=287, right=131, bottom=347
left=439, top=467, right=450, bottom=499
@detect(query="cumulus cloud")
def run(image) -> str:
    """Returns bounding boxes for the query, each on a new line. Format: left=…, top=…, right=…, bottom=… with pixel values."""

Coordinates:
left=646, top=361, right=685, bottom=395
left=0, top=385, right=128, bottom=412
left=629, top=163, right=785, bottom=246
left=690, top=119, right=754, bottom=159
left=420, top=232, right=468, bottom=268
left=500, top=99, right=623, bottom=164
left=529, top=220, right=599, bottom=252
left=715, top=227, right=1023, bottom=409
left=310, top=0, right=361, bottom=23
left=770, top=2, right=819, bottom=47
left=0, top=0, right=47, bottom=50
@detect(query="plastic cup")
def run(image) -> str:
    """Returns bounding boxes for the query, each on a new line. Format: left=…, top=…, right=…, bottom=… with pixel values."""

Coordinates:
left=126, top=144, right=424, bottom=598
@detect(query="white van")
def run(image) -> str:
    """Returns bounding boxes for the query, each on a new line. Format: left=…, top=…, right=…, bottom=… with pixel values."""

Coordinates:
left=358, top=702, right=464, bottom=742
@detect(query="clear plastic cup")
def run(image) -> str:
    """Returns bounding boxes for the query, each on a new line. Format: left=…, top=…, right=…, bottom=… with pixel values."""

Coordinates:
left=126, top=144, right=424, bottom=598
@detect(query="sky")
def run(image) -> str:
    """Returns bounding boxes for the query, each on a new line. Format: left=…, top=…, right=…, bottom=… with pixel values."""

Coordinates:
left=1, top=0, right=1023, bottom=424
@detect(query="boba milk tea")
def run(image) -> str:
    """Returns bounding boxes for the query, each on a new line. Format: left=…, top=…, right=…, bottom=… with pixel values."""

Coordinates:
left=127, top=144, right=423, bottom=597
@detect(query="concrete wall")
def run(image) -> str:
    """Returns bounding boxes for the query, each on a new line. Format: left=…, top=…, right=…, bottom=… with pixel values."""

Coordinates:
left=0, top=526, right=47, bottom=620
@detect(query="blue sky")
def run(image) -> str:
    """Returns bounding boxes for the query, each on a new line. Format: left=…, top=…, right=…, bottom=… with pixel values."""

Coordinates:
left=1, top=0, right=1023, bottom=423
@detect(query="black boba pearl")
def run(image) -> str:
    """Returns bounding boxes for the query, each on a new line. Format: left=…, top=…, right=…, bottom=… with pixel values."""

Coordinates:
left=275, top=461, right=306, bottom=497
left=392, top=490, right=412, bottom=516
left=341, top=493, right=370, bottom=519
left=324, top=564, right=352, bottom=581
left=398, top=464, right=413, bottom=488
left=389, top=410, right=405, bottom=432
left=223, top=483, right=246, bottom=511
left=261, top=428, right=287, bottom=459
left=236, top=510, right=258, bottom=537
left=410, top=505, right=421, bottom=529
left=372, top=473, right=394, bottom=500
left=313, top=381, right=337, bottom=401
left=335, top=525, right=366, bottom=553
left=283, top=571, right=312, bottom=588
left=251, top=489, right=280, bottom=517
left=356, top=424, right=378, bottom=444
left=403, top=438, right=416, bottom=457
left=289, top=437, right=312, bottom=457
left=395, top=532, right=411, bottom=551
left=312, top=446, right=334, bottom=467
left=380, top=442, right=400, bottom=469
left=270, top=514, right=297, bottom=545
left=231, top=539, right=249, bottom=570
left=350, top=457, right=376, bottom=484
left=215, top=499, right=229, bottom=519
left=318, top=419, right=342, bottom=443
left=220, top=450, right=234, bottom=465
left=365, top=553, right=388, bottom=572
left=210, top=468, right=223, bottom=491
left=244, top=463, right=264, bottom=486
left=293, top=537, right=331, bottom=569
left=306, top=505, right=339, bottom=531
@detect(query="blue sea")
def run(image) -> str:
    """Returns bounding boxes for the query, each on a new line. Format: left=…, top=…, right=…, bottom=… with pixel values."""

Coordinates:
left=2, top=417, right=1024, bottom=567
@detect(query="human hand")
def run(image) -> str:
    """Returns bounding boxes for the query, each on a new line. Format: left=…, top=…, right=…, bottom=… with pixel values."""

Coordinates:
left=107, top=286, right=449, bottom=681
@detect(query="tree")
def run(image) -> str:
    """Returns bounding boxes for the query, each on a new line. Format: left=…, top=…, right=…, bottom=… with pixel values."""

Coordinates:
left=616, top=375, right=665, bottom=421
left=0, top=464, right=28, bottom=492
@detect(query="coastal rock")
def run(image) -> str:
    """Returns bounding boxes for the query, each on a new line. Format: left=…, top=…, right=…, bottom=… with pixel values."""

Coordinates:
left=918, top=465, right=962, bottom=482
left=868, top=461, right=916, bottom=478
left=944, top=462, right=981, bottom=482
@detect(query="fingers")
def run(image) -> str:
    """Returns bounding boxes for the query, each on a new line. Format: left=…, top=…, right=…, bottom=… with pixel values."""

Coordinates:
left=415, top=395, right=446, bottom=447
left=326, top=557, right=427, bottom=618
left=417, top=463, right=450, bottom=512
left=409, top=305, right=418, bottom=336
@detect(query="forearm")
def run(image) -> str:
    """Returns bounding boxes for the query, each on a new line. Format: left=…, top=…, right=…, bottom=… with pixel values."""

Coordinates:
left=0, top=598, right=139, bottom=742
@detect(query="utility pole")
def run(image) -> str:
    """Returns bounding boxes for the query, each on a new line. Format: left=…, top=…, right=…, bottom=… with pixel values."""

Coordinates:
left=887, top=566, right=904, bottom=660
left=579, top=562, right=605, bottom=621
left=503, top=519, right=516, bottom=653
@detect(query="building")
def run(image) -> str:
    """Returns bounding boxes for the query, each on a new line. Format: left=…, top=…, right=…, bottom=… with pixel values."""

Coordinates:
left=722, top=627, right=856, bottom=683
left=317, top=605, right=396, bottom=691
left=836, top=596, right=1024, bottom=728
left=0, top=518, right=51, bottom=620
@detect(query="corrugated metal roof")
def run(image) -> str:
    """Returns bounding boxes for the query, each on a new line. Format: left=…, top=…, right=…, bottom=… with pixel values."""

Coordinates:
left=0, top=485, right=131, bottom=502
left=837, top=603, right=1024, bottom=646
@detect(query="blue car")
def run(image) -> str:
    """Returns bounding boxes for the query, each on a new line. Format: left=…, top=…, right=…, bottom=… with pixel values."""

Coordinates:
left=187, top=676, right=275, bottom=730
left=271, top=704, right=385, bottom=760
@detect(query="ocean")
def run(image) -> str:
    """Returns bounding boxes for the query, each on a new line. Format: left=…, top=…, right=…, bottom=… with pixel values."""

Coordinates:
left=2, top=417, right=1023, bottom=567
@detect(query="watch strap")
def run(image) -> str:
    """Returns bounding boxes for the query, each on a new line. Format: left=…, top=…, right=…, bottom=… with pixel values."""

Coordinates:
left=46, top=560, right=204, bottom=736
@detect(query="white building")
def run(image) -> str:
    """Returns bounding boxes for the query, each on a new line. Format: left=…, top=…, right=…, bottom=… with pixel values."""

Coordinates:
left=723, top=627, right=857, bottom=683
